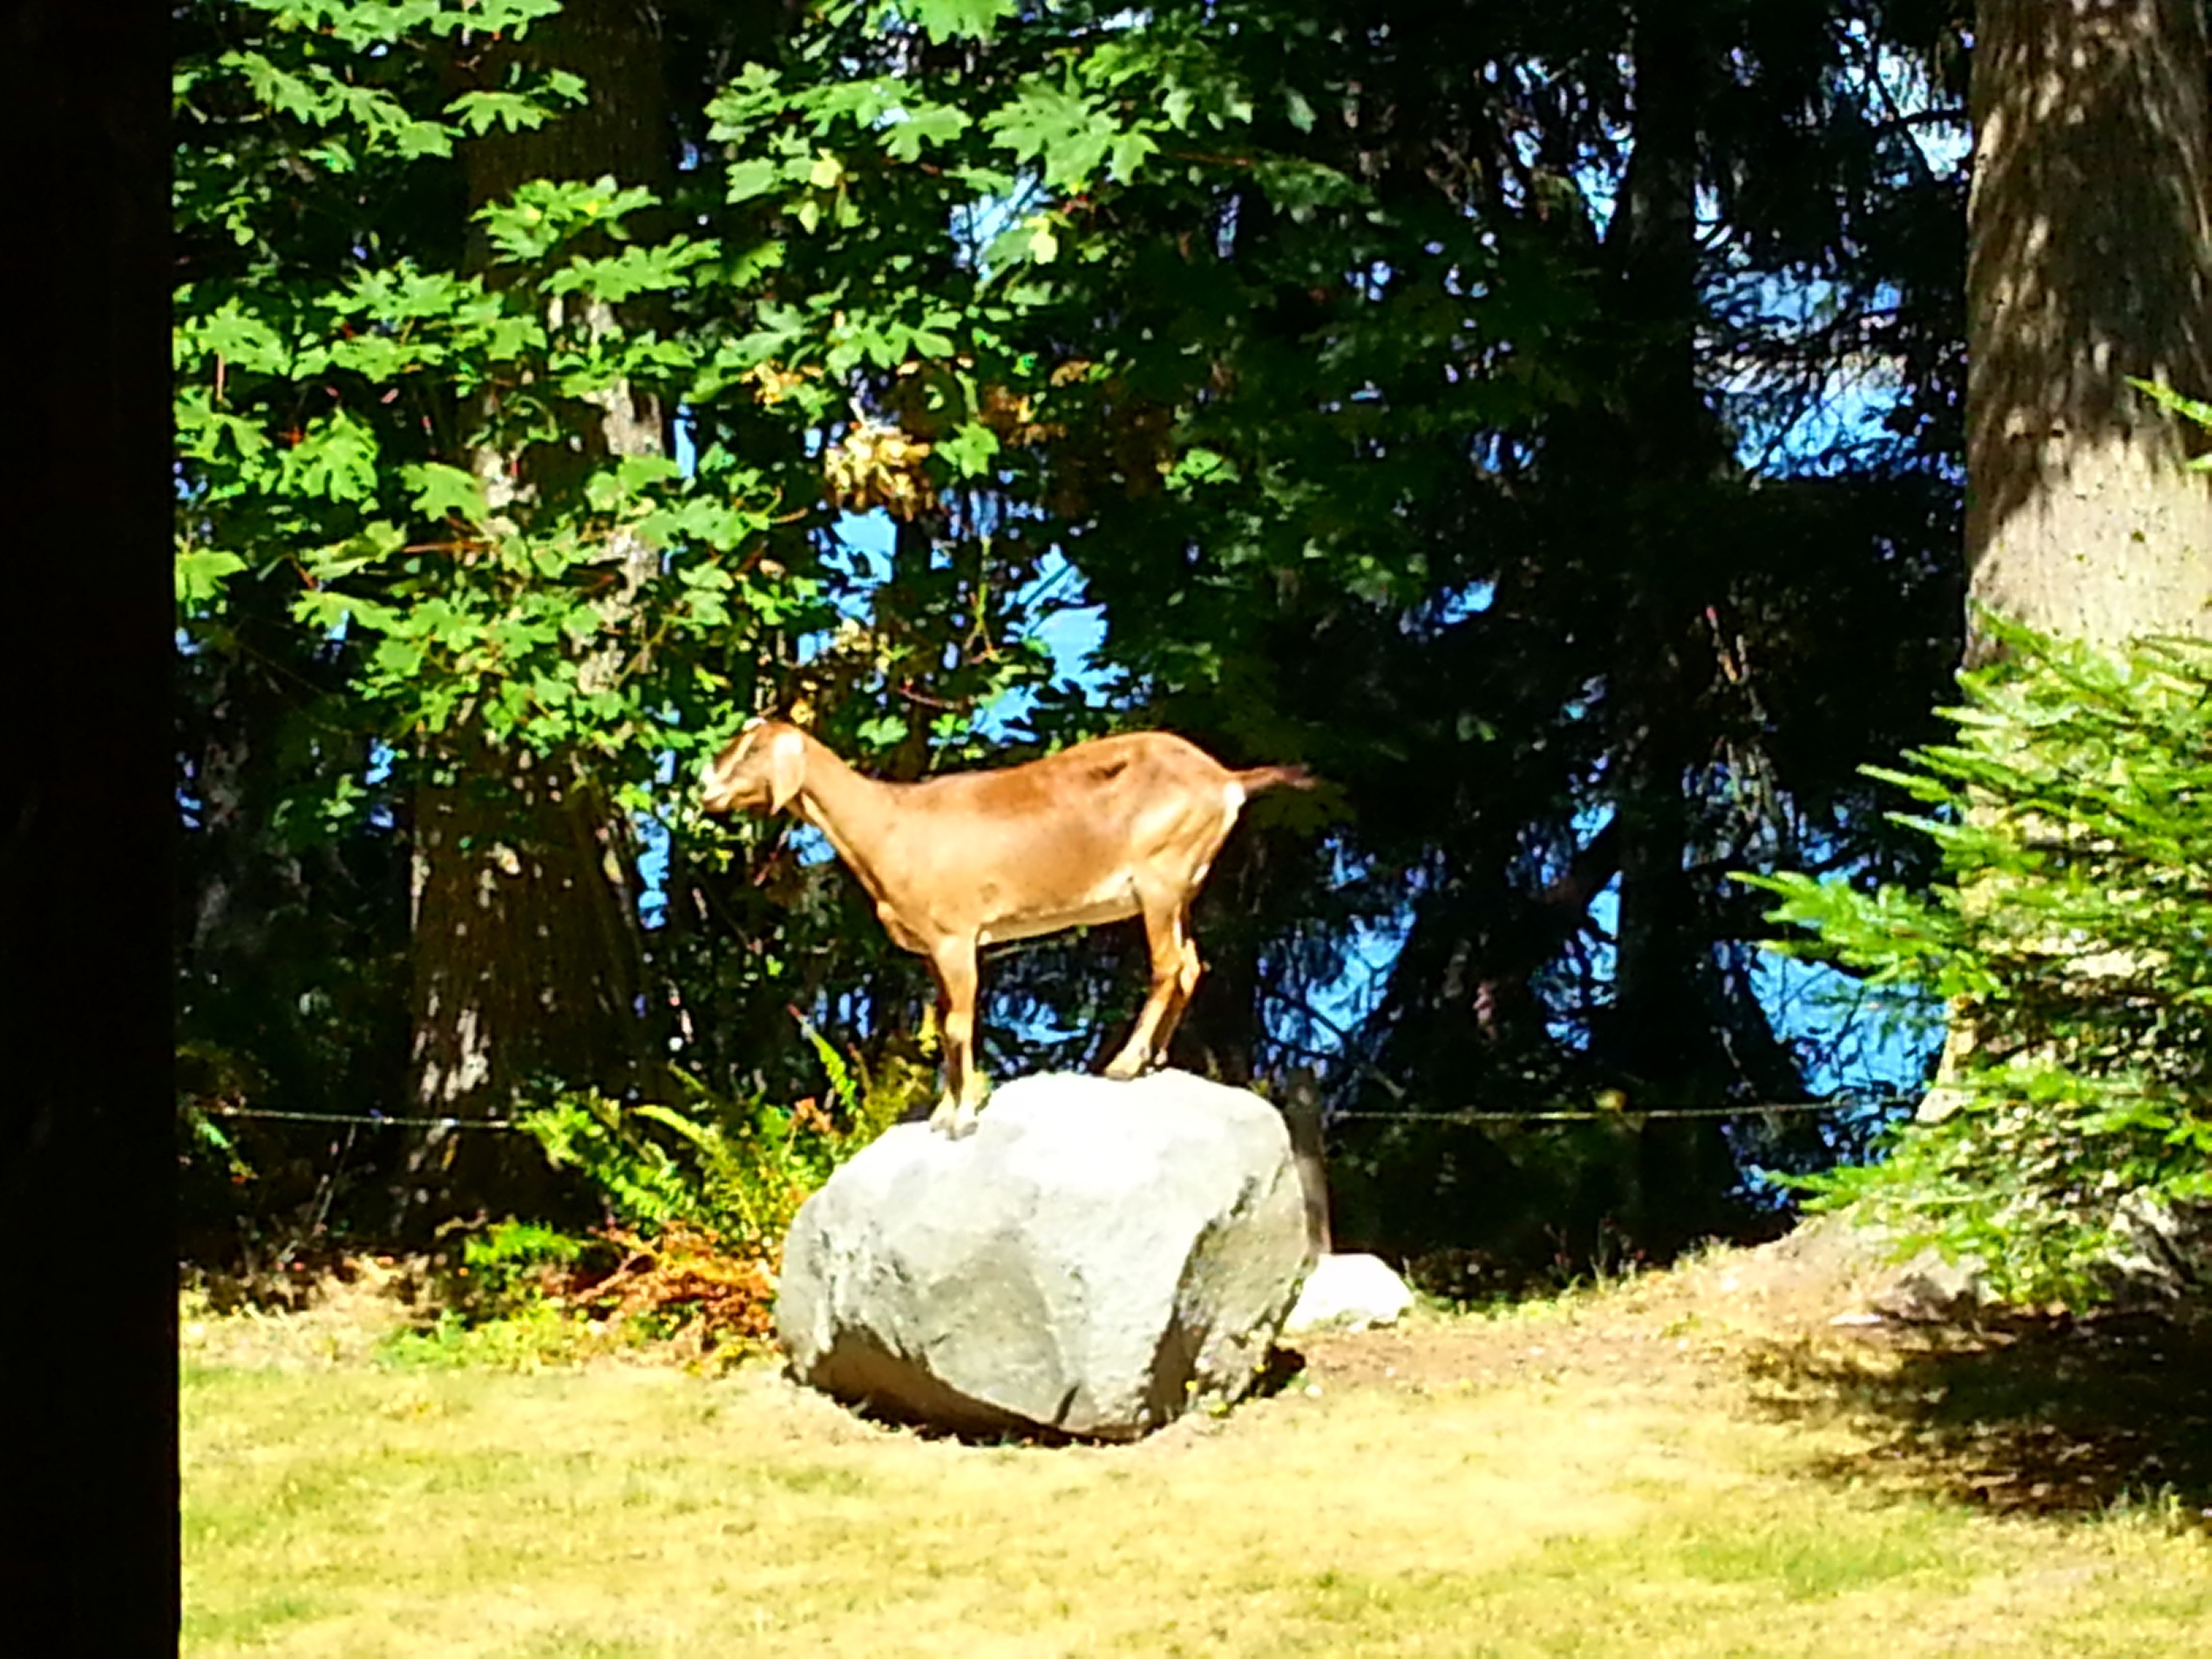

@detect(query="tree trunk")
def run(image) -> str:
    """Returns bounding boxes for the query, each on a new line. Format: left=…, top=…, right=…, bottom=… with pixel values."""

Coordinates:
left=1175, top=832, right=1265, bottom=1086
left=397, top=0, right=674, bottom=1234
left=404, top=741, right=655, bottom=1223
left=1281, top=1068, right=1333, bottom=1256
left=1923, top=0, right=2212, bottom=1128
left=1604, top=4, right=1741, bottom=1256
left=1967, top=0, right=2212, bottom=653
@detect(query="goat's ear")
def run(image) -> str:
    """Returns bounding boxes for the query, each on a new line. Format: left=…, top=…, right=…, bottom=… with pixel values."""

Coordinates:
left=767, top=728, right=806, bottom=813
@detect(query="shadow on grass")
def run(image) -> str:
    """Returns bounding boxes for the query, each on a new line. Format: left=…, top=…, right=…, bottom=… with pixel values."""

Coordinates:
left=1745, top=1307, right=2212, bottom=1524
left=824, top=1344, right=1312, bottom=1447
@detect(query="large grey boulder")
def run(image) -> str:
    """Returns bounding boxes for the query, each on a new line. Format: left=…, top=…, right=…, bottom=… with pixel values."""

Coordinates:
left=775, top=1069, right=1315, bottom=1440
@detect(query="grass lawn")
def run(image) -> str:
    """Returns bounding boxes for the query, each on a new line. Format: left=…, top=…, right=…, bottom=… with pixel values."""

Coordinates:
left=181, top=1240, right=2212, bottom=1657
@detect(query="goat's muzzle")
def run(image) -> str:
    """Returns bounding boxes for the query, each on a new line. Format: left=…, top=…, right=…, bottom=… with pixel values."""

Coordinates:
left=699, top=756, right=744, bottom=816
left=699, top=766, right=770, bottom=817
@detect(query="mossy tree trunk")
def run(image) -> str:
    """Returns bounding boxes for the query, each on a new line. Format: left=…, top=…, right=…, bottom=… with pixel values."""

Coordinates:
left=397, top=0, right=675, bottom=1234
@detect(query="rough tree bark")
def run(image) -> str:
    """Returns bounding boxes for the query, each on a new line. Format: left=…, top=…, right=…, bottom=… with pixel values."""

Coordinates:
left=1966, top=0, right=2212, bottom=654
left=396, top=0, right=675, bottom=1232
left=1920, top=0, right=2212, bottom=1126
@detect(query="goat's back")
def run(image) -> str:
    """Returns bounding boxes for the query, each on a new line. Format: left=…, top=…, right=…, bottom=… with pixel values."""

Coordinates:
left=877, top=734, right=1242, bottom=931
left=906, top=730, right=1229, bottom=817
left=920, top=734, right=1220, bottom=800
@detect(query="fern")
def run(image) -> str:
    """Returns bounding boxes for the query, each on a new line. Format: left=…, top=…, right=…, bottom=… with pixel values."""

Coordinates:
left=519, top=1095, right=705, bottom=1231
left=796, top=1013, right=858, bottom=1118
left=517, top=1018, right=925, bottom=1257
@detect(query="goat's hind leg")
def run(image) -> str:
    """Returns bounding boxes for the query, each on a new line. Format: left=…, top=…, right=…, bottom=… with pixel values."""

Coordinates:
left=1104, top=897, right=1201, bottom=1082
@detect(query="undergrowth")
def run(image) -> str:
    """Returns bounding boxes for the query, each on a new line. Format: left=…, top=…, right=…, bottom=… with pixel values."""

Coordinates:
left=391, top=1017, right=928, bottom=1367
left=1747, top=617, right=2212, bottom=1304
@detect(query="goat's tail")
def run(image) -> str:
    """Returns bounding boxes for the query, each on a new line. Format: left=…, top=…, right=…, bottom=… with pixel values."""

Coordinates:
left=1234, top=763, right=1318, bottom=796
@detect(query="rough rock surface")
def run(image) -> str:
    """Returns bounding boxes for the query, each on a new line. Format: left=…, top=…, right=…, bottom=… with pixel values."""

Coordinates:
left=1284, top=1253, right=1415, bottom=1334
left=1773, top=1201, right=2212, bottom=1323
left=1866, top=1246, right=1994, bottom=1323
left=776, top=1069, right=1315, bottom=1439
left=2098, top=1193, right=2212, bottom=1304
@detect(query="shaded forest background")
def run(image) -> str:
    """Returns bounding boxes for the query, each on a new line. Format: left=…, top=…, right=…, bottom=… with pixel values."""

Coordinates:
left=175, top=0, right=1987, bottom=1271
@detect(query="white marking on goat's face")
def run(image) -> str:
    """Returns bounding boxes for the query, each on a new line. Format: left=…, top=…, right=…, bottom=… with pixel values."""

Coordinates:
left=700, top=725, right=766, bottom=814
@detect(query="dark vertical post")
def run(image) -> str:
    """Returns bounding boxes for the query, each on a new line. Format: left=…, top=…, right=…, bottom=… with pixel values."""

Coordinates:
left=0, top=0, right=177, bottom=1649
left=1281, top=1068, right=1333, bottom=1257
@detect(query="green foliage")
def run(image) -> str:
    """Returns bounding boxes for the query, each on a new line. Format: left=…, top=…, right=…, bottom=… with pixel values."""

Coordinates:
left=444, top=1218, right=601, bottom=1318
left=517, top=1021, right=924, bottom=1256
left=378, top=1299, right=611, bottom=1371
left=494, top=1027, right=922, bottom=1356
left=518, top=1094, right=708, bottom=1235
left=1747, top=622, right=2212, bottom=1304
left=175, top=0, right=819, bottom=802
left=177, top=1042, right=261, bottom=1183
left=175, top=0, right=1976, bottom=1269
left=382, top=1219, right=614, bottom=1365
left=182, top=1105, right=253, bottom=1182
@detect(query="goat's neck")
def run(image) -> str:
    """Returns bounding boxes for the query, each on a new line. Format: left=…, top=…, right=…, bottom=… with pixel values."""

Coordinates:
left=790, top=732, right=902, bottom=894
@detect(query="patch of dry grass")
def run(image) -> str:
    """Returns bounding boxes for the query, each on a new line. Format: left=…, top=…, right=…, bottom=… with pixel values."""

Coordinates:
left=181, top=1248, right=2212, bottom=1657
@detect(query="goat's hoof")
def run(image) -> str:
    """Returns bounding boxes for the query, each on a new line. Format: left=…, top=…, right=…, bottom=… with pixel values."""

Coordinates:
left=928, top=1102, right=980, bottom=1138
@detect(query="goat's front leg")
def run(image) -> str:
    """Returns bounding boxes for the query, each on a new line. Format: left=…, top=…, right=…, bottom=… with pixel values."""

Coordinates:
left=927, top=935, right=986, bottom=1137
left=1104, top=898, right=1202, bottom=1081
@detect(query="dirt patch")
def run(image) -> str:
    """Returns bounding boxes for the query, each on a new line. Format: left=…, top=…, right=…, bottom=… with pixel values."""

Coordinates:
left=1296, top=1219, right=1911, bottom=1393
left=1295, top=1223, right=2212, bottom=1528
left=1293, top=1304, right=1701, bottom=1393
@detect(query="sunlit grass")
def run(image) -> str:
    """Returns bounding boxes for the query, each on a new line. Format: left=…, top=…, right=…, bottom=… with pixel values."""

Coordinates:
left=181, top=1283, right=2211, bottom=1657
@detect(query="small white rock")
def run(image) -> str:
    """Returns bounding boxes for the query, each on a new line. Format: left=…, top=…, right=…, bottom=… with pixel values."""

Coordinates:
left=1284, top=1253, right=1416, bottom=1334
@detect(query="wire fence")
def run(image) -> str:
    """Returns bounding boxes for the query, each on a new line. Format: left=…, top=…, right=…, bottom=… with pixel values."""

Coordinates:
left=198, top=1107, right=528, bottom=1131
left=197, top=1094, right=1909, bottom=1134
left=1327, top=1098, right=1908, bottom=1124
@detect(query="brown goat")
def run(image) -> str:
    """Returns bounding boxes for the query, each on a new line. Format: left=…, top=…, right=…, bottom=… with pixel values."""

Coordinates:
left=701, top=720, right=1314, bottom=1135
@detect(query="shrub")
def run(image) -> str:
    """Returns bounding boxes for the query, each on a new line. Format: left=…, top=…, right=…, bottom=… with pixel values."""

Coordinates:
left=1745, top=621, right=2212, bottom=1304
left=438, top=1219, right=607, bottom=1320
left=509, top=1018, right=928, bottom=1350
left=580, top=1221, right=781, bottom=1354
left=379, top=1299, right=610, bottom=1371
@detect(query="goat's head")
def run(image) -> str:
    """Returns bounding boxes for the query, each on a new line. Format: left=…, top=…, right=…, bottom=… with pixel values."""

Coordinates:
left=700, top=719, right=807, bottom=816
